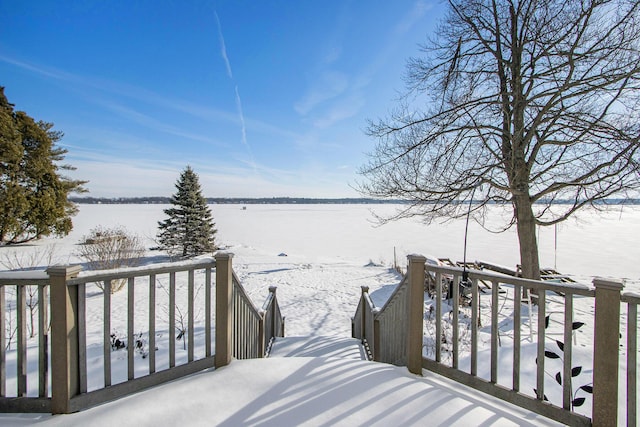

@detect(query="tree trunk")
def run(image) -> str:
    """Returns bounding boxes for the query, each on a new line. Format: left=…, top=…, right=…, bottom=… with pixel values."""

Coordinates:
left=513, top=195, right=541, bottom=281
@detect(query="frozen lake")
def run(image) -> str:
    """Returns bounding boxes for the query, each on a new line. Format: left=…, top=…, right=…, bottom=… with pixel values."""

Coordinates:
left=3, top=203, right=638, bottom=286
left=58, top=203, right=640, bottom=283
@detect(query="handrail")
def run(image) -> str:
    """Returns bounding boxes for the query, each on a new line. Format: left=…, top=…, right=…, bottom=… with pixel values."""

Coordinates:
left=0, top=270, right=50, bottom=285
left=261, top=286, right=285, bottom=356
left=231, top=272, right=263, bottom=359
left=67, top=258, right=215, bottom=284
left=375, top=275, right=408, bottom=313
left=0, top=253, right=284, bottom=414
left=352, top=275, right=409, bottom=365
left=373, top=277, right=409, bottom=366
left=424, top=264, right=594, bottom=296
left=421, top=262, right=602, bottom=426
left=230, top=273, right=285, bottom=359
left=354, top=255, right=634, bottom=426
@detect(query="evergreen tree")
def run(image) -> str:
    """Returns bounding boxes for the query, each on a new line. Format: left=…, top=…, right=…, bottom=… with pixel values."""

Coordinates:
left=0, top=87, right=86, bottom=244
left=157, top=166, right=216, bottom=257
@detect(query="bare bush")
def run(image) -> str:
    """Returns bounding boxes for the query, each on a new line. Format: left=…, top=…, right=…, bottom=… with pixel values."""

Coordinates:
left=77, top=226, right=146, bottom=293
left=0, top=244, right=57, bottom=271
left=1, top=245, right=57, bottom=338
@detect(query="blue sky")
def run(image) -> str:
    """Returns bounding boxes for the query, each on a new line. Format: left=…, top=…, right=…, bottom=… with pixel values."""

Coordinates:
left=1, top=1, right=442, bottom=198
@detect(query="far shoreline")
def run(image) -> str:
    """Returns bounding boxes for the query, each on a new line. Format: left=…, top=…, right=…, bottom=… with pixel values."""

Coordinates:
left=70, top=196, right=640, bottom=206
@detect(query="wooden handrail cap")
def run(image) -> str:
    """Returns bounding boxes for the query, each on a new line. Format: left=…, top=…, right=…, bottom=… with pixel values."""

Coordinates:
left=592, top=277, right=624, bottom=291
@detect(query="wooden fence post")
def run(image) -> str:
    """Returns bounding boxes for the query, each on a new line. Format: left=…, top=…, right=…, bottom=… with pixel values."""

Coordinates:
left=215, top=253, right=233, bottom=368
left=373, top=318, right=381, bottom=362
left=361, top=286, right=369, bottom=344
left=407, top=254, right=426, bottom=375
left=269, top=286, right=278, bottom=339
left=592, top=277, right=623, bottom=426
left=47, top=265, right=82, bottom=414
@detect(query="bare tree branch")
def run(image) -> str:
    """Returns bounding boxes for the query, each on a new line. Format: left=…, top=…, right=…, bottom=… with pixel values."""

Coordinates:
left=358, top=0, right=640, bottom=279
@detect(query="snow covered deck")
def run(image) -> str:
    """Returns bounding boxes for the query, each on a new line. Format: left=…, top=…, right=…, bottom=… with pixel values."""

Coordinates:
left=2, top=336, right=561, bottom=426
left=268, top=336, right=368, bottom=359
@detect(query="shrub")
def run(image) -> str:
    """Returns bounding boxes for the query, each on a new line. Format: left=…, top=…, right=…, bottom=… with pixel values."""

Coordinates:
left=77, top=226, right=145, bottom=293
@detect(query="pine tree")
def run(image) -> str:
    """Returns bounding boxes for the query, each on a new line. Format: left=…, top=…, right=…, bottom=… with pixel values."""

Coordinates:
left=157, top=166, right=216, bottom=257
left=0, top=87, right=86, bottom=244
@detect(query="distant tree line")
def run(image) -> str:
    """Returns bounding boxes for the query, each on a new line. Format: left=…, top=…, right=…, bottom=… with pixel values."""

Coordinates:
left=69, top=197, right=404, bottom=204
left=69, top=196, right=640, bottom=205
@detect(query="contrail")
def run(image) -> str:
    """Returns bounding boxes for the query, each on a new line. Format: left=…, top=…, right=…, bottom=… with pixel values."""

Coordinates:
left=214, top=11, right=233, bottom=79
left=214, top=10, right=257, bottom=172
left=234, top=85, right=257, bottom=171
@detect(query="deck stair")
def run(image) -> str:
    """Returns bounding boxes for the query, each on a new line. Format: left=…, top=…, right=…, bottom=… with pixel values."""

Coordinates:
left=267, top=336, right=367, bottom=360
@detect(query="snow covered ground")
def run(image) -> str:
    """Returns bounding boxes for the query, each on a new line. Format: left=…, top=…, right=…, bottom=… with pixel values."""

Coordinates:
left=3, top=355, right=562, bottom=427
left=0, top=203, right=638, bottom=425
left=3, top=202, right=638, bottom=285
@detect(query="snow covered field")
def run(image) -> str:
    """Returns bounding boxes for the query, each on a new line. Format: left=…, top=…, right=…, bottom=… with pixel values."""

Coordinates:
left=0, top=203, right=638, bottom=424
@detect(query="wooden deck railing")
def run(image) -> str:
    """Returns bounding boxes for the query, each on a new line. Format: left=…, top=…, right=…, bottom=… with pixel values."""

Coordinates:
left=231, top=276, right=285, bottom=359
left=232, top=272, right=263, bottom=359
left=260, top=286, right=285, bottom=356
left=621, top=291, right=639, bottom=426
left=0, top=252, right=282, bottom=414
left=0, top=271, right=50, bottom=412
left=352, top=278, right=409, bottom=365
left=354, top=254, right=637, bottom=427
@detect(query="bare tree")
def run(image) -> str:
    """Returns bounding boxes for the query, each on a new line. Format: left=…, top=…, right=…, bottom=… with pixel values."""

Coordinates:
left=359, top=0, right=640, bottom=279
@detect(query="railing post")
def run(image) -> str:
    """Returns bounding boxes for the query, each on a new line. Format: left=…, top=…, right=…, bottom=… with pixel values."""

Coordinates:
left=47, top=265, right=82, bottom=414
left=269, top=286, right=277, bottom=339
left=592, top=277, right=623, bottom=426
left=407, top=254, right=426, bottom=375
left=215, top=252, right=234, bottom=368
left=258, top=316, right=265, bottom=358
left=361, top=286, right=369, bottom=343
left=373, top=318, right=381, bottom=362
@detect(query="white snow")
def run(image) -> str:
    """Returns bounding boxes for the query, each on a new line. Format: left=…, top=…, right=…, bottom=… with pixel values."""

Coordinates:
left=1, top=356, right=562, bottom=427
left=0, top=203, right=638, bottom=426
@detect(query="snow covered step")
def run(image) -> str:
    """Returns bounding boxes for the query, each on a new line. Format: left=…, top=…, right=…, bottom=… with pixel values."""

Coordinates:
left=268, top=336, right=367, bottom=360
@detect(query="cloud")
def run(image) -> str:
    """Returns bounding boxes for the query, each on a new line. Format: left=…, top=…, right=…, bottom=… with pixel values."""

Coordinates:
left=323, top=46, right=343, bottom=65
left=65, top=148, right=356, bottom=198
left=294, top=71, right=349, bottom=116
left=0, top=53, right=242, bottom=124
left=1, top=52, right=305, bottom=158
left=0, top=54, right=74, bottom=81
left=312, top=93, right=365, bottom=129
left=395, top=1, right=432, bottom=35
left=93, top=100, right=227, bottom=148
left=293, top=1, right=432, bottom=129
